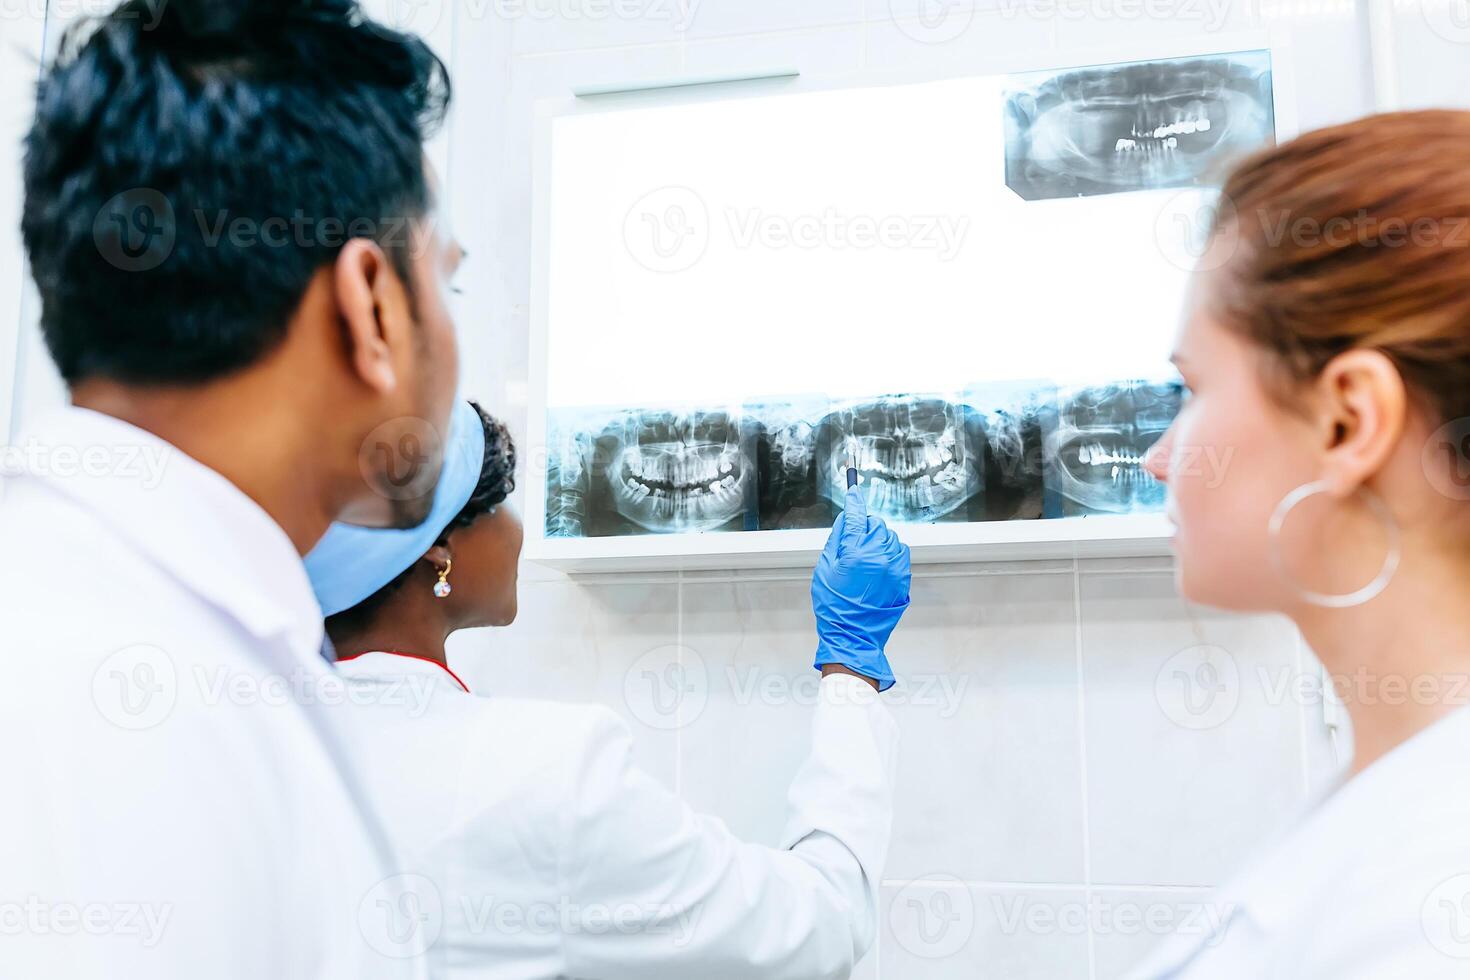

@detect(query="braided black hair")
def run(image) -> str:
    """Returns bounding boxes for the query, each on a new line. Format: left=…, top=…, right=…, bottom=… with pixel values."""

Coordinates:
left=445, top=402, right=516, bottom=532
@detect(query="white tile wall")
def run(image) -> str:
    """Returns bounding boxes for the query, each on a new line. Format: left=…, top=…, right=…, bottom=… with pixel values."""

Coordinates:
left=1385, top=0, right=1470, bottom=110
left=881, top=881, right=1092, bottom=977
left=1079, top=571, right=1307, bottom=887
left=1087, top=887, right=1227, bottom=980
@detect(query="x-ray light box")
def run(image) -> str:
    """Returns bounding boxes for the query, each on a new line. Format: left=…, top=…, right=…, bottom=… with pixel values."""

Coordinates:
left=526, top=39, right=1288, bottom=571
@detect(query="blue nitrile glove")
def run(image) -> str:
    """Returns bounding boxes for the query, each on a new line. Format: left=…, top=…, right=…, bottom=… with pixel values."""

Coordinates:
left=811, top=484, right=912, bottom=692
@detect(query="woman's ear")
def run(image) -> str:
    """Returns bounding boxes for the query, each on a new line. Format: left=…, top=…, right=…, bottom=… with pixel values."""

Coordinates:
left=1315, top=348, right=1407, bottom=495
left=423, top=543, right=452, bottom=572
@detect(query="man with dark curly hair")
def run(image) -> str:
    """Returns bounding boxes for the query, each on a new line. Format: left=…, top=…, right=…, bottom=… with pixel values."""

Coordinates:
left=3, top=0, right=462, bottom=975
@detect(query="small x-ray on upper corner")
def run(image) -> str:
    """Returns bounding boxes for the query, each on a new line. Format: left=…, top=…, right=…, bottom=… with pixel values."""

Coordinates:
left=1003, top=49, right=1275, bottom=201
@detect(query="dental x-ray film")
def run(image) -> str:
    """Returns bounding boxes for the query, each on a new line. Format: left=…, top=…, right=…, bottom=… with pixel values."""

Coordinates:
left=539, top=47, right=1258, bottom=541
left=755, top=392, right=989, bottom=530
left=750, top=395, right=832, bottom=531
left=1042, top=379, right=1183, bottom=517
left=546, top=380, right=1179, bottom=537
left=1003, top=50, right=1275, bottom=201
left=545, top=406, right=758, bottom=538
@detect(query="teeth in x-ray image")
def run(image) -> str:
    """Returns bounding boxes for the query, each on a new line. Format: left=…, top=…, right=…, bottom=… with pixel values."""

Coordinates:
left=544, top=406, right=755, bottom=537
left=602, top=405, right=752, bottom=531
left=814, top=395, right=984, bottom=525
left=608, top=409, right=753, bottom=533
left=1003, top=50, right=1274, bottom=201
left=1044, top=380, right=1182, bottom=516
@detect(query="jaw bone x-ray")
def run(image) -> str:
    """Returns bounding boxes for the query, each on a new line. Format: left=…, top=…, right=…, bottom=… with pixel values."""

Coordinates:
left=819, top=397, right=979, bottom=523
left=754, top=395, right=988, bottom=529
left=1043, top=380, right=1182, bottom=516
left=546, top=382, right=1176, bottom=537
left=1003, top=50, right=1275, bottom=201
left=754, top=389, right=1050, bottom=531
left=546, top=408, right=757, bottom=537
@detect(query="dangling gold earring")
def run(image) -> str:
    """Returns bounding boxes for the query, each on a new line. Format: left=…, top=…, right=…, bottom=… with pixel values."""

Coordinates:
left=433, top=558, right=453, bottom=599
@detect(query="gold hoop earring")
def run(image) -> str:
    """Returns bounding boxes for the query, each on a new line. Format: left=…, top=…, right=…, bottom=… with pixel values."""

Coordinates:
left=1267, top=481, right=1400, bottom=608
left=433, top=558, right=453, bottom=599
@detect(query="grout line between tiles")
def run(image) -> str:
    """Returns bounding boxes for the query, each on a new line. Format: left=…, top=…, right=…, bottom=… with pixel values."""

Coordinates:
left=675, top=567, right=685, bottom=796
left=678, top=564, right=1078, bottom=584
left=878, top=878, right=1218, bottom=894
left=1072, top=558, right=1098, bottom=980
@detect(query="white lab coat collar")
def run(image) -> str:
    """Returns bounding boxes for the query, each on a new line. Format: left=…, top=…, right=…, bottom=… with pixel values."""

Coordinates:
left=337, top=650, right=473, bottom=693
left=1133, top=706, right=1470, bottom=978
left=10, top=405, right=326, bottom=666
left=1223, top=705, right=1470, bottom=932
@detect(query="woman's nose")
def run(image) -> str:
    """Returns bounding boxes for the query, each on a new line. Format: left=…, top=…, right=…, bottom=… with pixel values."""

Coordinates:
left=1144, top=429, right=1172, bottom=484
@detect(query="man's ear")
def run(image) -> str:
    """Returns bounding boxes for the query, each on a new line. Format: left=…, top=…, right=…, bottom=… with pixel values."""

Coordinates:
left=334, top=238, right=406, bottom=396
left=1315, top=348, right=1407, bottom=495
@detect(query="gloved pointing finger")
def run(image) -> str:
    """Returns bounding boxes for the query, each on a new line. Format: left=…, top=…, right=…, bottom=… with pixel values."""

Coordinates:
left=811, top=485, right=912, bottom=692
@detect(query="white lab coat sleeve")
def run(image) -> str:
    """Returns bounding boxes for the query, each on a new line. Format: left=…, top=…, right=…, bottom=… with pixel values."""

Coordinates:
left=557, top=672, right=899, bottom=980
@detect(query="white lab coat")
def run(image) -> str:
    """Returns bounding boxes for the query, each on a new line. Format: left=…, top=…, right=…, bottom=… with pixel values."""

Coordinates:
left=0, top=407, right=423, bottom=979
left=337, top=650, right=900, bottom=980
left=1128, top=705, right=1470, bottom=979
